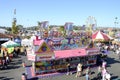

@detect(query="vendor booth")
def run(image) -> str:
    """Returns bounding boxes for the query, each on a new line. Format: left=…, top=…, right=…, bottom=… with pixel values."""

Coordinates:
left=27, top=36, right=100, bottom=75
left=0, top=40, right=20, bottom=64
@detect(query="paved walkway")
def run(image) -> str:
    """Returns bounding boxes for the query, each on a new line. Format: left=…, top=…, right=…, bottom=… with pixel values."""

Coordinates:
left=0, top=52, right=120, bottom=80
left=27, top=53, right=120, bottom=80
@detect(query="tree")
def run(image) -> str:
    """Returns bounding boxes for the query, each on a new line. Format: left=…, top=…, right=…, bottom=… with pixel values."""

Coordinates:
left=12, top=18, right=18, bottom=34
left=6, top=27, right=12, bottom=32
left=59, top=26, right=64, bottom=32
left=16, top=25, right=23, bottom=30
left=59, top=26, right=66, bottom=37
left=74, top=26, right=79, bottom=30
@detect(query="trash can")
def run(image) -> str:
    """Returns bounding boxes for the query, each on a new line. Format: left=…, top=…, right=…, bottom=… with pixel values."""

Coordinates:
left=21, top=73, right=27, bottom=80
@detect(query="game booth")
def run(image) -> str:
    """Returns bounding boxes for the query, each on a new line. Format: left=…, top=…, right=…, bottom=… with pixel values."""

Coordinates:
left=26, top=36, right=100, bottom=78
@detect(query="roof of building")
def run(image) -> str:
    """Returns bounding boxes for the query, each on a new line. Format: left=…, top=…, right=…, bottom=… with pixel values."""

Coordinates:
left=54, top=48, right=99, bottom=59
left=0, top=33, right=13, bottom=38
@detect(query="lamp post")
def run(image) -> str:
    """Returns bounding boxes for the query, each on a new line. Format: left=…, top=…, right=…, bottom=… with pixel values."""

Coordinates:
left=114, top=17, right=119, bottom=38
left=114, top=17, right=118, bottom=28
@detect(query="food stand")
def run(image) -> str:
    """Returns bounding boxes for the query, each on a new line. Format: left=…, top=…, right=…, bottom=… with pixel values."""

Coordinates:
left=27, top=37, right=100, bottom=75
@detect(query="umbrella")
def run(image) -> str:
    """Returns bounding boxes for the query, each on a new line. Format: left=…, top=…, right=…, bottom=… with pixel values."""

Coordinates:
left=1, top=40, right=20, bottom=48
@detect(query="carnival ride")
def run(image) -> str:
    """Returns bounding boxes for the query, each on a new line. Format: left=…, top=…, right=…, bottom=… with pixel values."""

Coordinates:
left=86, top=16, right=97, bottom=36
left=36, top=20, right=96, bottom=51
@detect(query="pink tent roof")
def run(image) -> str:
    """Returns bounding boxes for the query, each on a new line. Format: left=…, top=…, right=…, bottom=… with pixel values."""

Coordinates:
left=54, top=48, right=86, bottom=59
left=33, top=39, right=44, bottom=46
left=54, top=48, right=99, bottom=59
left=92, top=31, right=110, bottom=41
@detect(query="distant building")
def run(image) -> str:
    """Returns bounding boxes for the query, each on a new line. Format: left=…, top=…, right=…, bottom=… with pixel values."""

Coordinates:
left=0, top=33, right=13, bottom=45
left=0, top=28, right=7, bottom=34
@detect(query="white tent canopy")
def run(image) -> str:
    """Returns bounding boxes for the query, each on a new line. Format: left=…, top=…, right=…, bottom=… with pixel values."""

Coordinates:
left=1, top=40, right=20, bottom=48
left=21, top=38, right=31, bottom=46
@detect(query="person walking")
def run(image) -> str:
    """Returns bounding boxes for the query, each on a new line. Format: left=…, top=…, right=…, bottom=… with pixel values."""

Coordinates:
left=85, top=66, right=91, bottom=80
left=75, top=63, right=82, bottom=77
left=105, top=71, right=111, bottom=80
left=66, top=63, right=71, bottom=75
left=119, top=53, right=120, bottom=60
left=24, top=47, right=27, bottom=56
left=97, top=66, right=102, bottom=80
left=102, top=61, right=107, bottom=69
left=2, top=50, right=7, bottom=69
left=102, top=67, right=107, bottom=80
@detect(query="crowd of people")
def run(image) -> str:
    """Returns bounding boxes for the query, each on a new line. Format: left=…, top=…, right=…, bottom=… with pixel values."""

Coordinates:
left=66, top=60, right=111, bottom=80
left=0, top=49, right=10, bottom=69
left=64, top=41, right=118, bottom=80
left=0, top=46, right=27, bottom=69
left=97, top=42, right=120, bottom=59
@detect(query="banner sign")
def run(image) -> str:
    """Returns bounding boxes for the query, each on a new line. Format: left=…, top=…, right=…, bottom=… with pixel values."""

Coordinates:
left=36, top=53, right=55, bottom=61
left=27, top=54, right=36, bottom=61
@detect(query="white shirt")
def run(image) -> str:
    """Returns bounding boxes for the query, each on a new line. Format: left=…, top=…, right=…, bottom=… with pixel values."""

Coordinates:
left=77, top=66, right=81, bottom=72
left=105, top=72, right=111, bottom=79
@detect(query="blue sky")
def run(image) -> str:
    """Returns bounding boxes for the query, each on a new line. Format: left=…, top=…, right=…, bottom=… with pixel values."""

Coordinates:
left=0, top=0, right=120, bottom=27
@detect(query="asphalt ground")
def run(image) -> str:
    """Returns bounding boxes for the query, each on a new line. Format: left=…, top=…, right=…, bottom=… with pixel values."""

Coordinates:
left=0, top=51, right=120, bottom=80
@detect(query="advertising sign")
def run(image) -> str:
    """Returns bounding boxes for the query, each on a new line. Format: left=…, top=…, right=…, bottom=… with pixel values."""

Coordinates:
left=27, top=54, right=36, bottom=61
left=86, top=48, right=99, bottom=55
left=36, top=52, right=55, bottom=61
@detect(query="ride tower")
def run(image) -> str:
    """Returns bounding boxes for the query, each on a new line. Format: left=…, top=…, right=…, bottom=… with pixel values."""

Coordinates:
left=12, top=9, right=18, bottom=34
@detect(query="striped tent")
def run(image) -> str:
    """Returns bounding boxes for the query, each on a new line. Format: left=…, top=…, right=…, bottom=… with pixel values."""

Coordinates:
left=92, top=31, right=111, bottom=41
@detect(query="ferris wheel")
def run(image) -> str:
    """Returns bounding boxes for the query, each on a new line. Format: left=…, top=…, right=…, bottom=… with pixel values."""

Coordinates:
left=86, top=16, right=97, bottom=32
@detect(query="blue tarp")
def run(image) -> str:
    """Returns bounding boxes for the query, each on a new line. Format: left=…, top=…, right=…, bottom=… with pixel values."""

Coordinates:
left=14, top=38, right=21, bottom=45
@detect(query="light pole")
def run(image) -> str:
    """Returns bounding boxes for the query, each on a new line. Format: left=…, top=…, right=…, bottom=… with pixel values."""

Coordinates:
left=114, top=17, right=118, bottom=28
left=114, top=17, right=119, bottom=38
